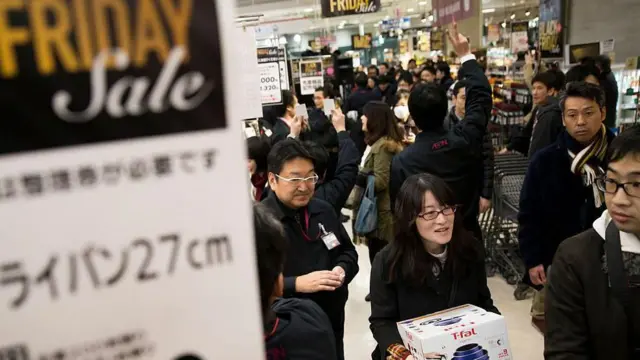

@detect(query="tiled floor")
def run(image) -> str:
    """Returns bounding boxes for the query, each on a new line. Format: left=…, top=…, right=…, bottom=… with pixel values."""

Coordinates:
left=343, top=243, right=544, bottom=360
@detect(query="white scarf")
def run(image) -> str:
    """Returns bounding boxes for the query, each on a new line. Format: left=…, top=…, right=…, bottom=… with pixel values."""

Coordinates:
left=568, top=145, right=603, bottom=208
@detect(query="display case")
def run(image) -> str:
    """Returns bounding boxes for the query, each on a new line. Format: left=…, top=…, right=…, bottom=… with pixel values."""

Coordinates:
left=613, top=66, right=640, bottom=126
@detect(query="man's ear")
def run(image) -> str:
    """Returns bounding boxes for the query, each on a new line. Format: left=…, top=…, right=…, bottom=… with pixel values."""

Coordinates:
left=268, top=172, right=277, bottom=188
left=600, top=106, right=607, bottom=123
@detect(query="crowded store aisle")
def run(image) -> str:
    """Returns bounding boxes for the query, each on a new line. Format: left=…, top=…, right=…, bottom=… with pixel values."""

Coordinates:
left=342, top=215, right=544, bottom=360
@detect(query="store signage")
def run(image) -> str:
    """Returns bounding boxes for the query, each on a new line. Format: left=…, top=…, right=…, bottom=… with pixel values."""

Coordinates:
left=0, top=0, right=264, bottom=359
left=321, top=0, right=381, bottom=18
left=487, top=24, right=501, bottom=43
left=257, top=47, right=282, bottom=104
left=257, top=47, right=280, bottom=64
left=432, top=0, right=475, bottom=27
left=511, top=22, right=530, bottom=53
left=430, top=30, right=446, bottom=52
left=299, top=59, right=324, bottom=95
left=352, top=34, right=373, bottom=49
left=539, top=0, right=565, bottom=58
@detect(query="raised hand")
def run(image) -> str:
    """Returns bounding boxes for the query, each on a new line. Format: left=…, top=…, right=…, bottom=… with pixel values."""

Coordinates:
left=447, top=22, right=471, bottom=58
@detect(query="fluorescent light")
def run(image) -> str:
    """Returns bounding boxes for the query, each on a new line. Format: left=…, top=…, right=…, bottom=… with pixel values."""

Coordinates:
left=428, top=14, right=434, bottom=21
left=482, top=8, right=496, bottom=13
left=510, top=13, right=516, bottom=19
left=525, top=9, right=531, bottom=16
left=501, top=21, right=507, bottom=28
left=408, top=8, right=414, bottom=12
left=533, top=16, right=539, bottom=22
left=304, top=8, right=313, bottom=13
left=293, top=34, right=301, bottom=43
left=419, top=1, right=427, bottom=5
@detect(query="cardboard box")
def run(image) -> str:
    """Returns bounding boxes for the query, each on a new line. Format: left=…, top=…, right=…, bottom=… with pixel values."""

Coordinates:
left=396, top=304, right=512, bottom=360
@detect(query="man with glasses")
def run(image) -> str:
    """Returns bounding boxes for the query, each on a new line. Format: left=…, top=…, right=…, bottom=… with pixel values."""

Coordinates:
left=545, top=125, right=640, bottom=360
left=262, top=139, right=359, bottom=360
left=518, top=82, right=615, bottom=331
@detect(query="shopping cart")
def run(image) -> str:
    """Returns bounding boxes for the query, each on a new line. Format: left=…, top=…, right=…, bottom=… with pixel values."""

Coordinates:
left=481, top=153, right=529, bottom=293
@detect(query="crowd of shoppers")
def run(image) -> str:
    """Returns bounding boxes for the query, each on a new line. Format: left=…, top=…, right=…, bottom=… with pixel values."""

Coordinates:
left=246, top=21, right=637, bottom=360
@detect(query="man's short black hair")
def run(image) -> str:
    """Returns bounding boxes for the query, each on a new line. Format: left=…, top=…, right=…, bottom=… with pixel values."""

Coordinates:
left=421, top=66, right=437, bottom=77
left=452, top=80, right=468, bottom=97
left=367, top=65, right=379, bottom=75
left=355, top=72, right=369, bottom=88
left=247, top=136, right=271, bottom=173
left=267, top=139, right=314, bottom=175
left=314, top=87, right=327, bottom=97
left=547, top=69, right=566, bottom=92
left=253, top=202, right=287, bottom=318
left=408, top=59, right=416, bottom=65
left=565, top=64, right=601, bottom=84
left=398, top=71, right=414, bottom=85
left=531, top=71, right=556, bottom=91
left=408, top=83, right=448, bottom=131
left=436, top=61, right=451, bottom=78
left=378, top=74, right=391, bottom=85
left=379, top=62, right=389, bottom=69
left=304, top=141, right=329, bottom=178
left=606, top=125, right=640, bottom=165
left=273, top=90, right=296, bottom=117
left=560, top=81, right=606, bottom=114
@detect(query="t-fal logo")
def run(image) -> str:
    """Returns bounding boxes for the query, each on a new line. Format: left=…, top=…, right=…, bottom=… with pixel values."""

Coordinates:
left=432, top=139, right=449, bottom=150
left=452, top=328, right=478, bottom=340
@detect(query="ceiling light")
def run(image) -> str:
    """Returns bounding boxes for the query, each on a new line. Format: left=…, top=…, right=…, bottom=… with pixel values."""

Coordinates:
left=428, top=13, right=434, bottom=21
left=533, top=16, right=539, bottom=22
left=338, top=24, right=344, bottom=29
left=421, top=17, right=427, bottom=23
left=501, top=21, right=507, bottom=28
left=304, top=8, right=313, bottom=13
left=525, top=9, right=531, bottom=16
left=511, top=2, right=516, bottom=5
left=419, top=1, right=427, bottom=5
left=482, top=8, right=496, bottom=13
left=408, top=8, right=414, bottom=12
left=385, top=15, right=390, bottom=20
left=278, top=36, right=287, bottom=45
left=510, top=13, right=516, bottom=20
left=293, top=34, right=301, bottom=43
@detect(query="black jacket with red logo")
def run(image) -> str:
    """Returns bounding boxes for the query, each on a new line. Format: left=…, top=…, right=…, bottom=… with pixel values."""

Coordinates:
left=389, top=59, right=491, bottom=234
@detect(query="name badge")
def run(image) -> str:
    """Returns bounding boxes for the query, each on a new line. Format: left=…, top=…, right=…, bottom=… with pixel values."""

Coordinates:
left=319, top=223, right=340, bottom=250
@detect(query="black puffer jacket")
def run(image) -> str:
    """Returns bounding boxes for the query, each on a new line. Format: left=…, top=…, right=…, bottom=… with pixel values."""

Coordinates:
left=444, top=107, right=494, bottom=199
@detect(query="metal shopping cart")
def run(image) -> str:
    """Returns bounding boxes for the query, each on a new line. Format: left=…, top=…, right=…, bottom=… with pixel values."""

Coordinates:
left=480, top=153, right=531, bottom=299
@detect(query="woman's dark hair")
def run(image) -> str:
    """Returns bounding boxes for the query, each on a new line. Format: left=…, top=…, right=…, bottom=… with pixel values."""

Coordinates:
left=436, top=61, right=451, bottom=78
left=253, top=203, right=287, bottom=319
left=363, top=101, right=404, bottom=145
left=399, top=71, right=414, bottom=86
left=387, top=173, right=479, bottom=286
left=247, top=136, right=271, bottom=173
left=565, top=64, right=601, bottom=84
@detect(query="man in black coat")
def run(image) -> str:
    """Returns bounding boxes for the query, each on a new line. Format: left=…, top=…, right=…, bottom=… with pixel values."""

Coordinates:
left=518, top=82, right=615, bottom=326
left=270, top=90, right=311, bottom=145
left=254, top=202, right=337, bottom=360
left=545, top=125, right=640, bottom=360
left=444, top=80, right=494, bottom=214
left=262, top=139, right=359, bottom=360
left=343, top=72, right=382, bottom=156
left=389, top=30, right=493, bottom=244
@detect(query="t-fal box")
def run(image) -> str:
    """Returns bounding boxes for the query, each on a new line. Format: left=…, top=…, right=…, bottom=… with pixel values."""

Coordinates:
left=396, top=304, right=512, bottom=360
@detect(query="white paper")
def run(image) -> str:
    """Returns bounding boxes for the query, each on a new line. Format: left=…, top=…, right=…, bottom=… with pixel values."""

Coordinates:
left=295, top=104, right=309, bottom=119
left=323, top=99, right=336, bottom=116
left=601, top=39, right=615, bottom=53
left=237, top=26, right=264, bottom=119
left=0, top=1, right=264, bottom=359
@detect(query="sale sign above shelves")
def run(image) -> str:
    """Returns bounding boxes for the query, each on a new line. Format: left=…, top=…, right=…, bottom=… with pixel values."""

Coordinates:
left=257, top=47, right=282, bottom=105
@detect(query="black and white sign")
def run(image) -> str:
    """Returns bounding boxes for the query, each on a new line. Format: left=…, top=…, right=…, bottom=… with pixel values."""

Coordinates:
left=259, top=62, right=282, bottom=104
left=299, top=59, right=324, bottom=95
left=0, top=0, right=263, bottom=359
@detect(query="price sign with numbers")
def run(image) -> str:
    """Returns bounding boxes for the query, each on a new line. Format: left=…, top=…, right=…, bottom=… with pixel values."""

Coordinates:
left=259, top=63, right=282, bottom=104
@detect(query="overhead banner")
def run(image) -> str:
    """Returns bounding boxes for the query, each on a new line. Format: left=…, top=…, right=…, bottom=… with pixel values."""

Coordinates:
left=299, top=59, right=324, bottom=95
left=0, top=1, right=264, bottom=359
left=321, top=0, right=381, bottom=18
left=511, top=22, right=530, bottom=53
left=433, top=0, right=475, bottom=27
left=539, top=0, right=565, bottom=58
left=352, top=34, right=373, bottom=49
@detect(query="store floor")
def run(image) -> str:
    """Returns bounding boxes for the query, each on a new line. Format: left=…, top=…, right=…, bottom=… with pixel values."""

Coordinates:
left=342, top=243, right=544, bottom=360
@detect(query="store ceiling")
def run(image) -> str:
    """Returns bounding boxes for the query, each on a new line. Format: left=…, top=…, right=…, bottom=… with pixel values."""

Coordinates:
left=235, top=0, right=540, bottom=34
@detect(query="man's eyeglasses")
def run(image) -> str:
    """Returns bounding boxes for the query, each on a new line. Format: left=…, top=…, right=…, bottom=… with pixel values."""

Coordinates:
left=418, top=206, right=458, bottom=221
left=275, top=174, right=319, bottom=185
left=596, top=178, right=640, bottom=198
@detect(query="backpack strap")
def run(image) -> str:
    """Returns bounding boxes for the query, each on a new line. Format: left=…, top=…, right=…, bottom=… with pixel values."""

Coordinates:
left=605, top=221, right=629, bottom=308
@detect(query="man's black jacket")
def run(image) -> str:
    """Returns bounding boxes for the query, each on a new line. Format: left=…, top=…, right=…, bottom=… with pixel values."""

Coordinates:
left=261, top=193, right=359, bottom=326
left=528, top=95, right=563, bottom=158
left=314, top=131, right=359, bottom=213
left=271, top=118, right=311, bottom=145
left=444, top=107, right=494, bottom=200
left=390, top=58, right=492, bottom=230
left=265, top=298, right=337, bottom=360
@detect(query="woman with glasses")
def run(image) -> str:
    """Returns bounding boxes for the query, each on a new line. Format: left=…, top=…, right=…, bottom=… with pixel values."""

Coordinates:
left=369, top=173, right=498, bottom=360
